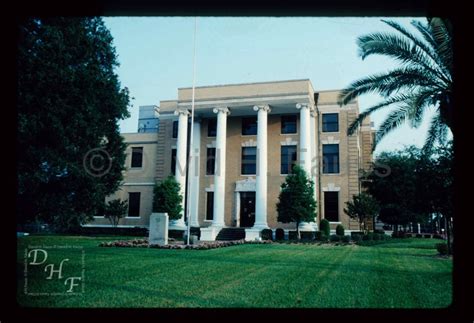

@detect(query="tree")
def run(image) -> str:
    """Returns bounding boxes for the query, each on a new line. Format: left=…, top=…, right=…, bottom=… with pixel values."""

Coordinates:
left=338, top=18, right=453, bottom=153
left=276, top=165, right=317, bottom=240
left=344, top=193, right=380, bottom=233
left=17, top=18, right=131, bottom=231
left=104, top=199, right=128, bottom=227
left=153, top=176, right=183, bottom=220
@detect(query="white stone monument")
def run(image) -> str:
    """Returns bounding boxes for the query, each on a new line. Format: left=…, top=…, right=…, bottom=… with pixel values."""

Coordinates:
left=149, top=213, right=169, bottom=246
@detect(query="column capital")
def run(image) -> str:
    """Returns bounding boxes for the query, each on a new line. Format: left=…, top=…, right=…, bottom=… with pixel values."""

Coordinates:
left=296, top=103, right=315, bottom=113
left=253, top=105, right=271, bottom=113
left=174, top=109, right=190, bottom=116
left=213, top=107, right=231, bottom=115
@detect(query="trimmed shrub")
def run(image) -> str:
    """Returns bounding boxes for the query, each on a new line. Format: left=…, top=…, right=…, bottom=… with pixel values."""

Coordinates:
left=342, top=235, right=351, bottom=243
left=169, top=230, right=184, bottom=239
left=436, top=243, right=448, bottom=255
left=301, top=231, right=315, bottom=241
left=362, top=233, right=374, bottom=241
left=351, top=231, right=364, bottom=239
left=261, top=229, right=273, bottom=240
left=352, top=234, right=362, bottom=242
left=374, top=229, right=385, bottom=234
left=79, top=226, right=148, bottom=237
left=336, top=224, right=345, bottom=236
left=275, top=228, right=285, bottom=240
left=288, top=231, right=298, bottom=240
left=315, top=231, right=327, bottom=241
left=330, top=234, right=341, bottom=242
left=392, top=231, right=407, bottom=238
left=424, top=234, right=432, bottom=238
left=373, top=233, right=381, bottom=241
left=320, top=219, right=330, bottom=237
left=415, top=234, right=423, bottom=238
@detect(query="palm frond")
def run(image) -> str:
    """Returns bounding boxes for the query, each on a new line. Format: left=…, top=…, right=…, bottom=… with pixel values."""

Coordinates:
left=429, top=18, right=453, bottom=76
left=382, top=19, right=447, bottom=77
left=357, top=32, right=451, bottom=86
left=373, top=106, right=411, bottom=150
left=422, top=114, right=449, bottom=155
left=338, top=67, right=439, bottom=105
left=347, top=93, right=418, bottom=135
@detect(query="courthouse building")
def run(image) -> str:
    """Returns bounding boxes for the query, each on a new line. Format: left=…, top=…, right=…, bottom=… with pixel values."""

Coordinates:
left=90, top=79, right=375, bottom=240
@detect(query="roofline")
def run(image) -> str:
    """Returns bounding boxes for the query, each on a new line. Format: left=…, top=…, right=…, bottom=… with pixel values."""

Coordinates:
left=178, top=78, right=312, bottom=90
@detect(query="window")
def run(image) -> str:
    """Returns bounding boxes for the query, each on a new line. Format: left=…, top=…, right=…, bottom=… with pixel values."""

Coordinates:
left=172, top=120, right=178, bottom=138
left=322, top=113, right=339, bottom=132
left=323, top=144, right=339, bottom=173
left=241, top=147, right=257, bottom=175
left=206, top=192, right=214, bottom=220
left=131, top=147, right=143, bottom=168
left=208, top=118, right=217, bottom=137
left=171, top=149, right=176, bottom=175
left=206, top=148, right=216, bottom=175
left=324, top=192, right=339, bottom=222
left=128, top=192, right=141, bottom=217
left=242, top=117, right=257, bottom=135
left=281, top=115, right=297, bottom=134
left=281, top=145, right=297, bottom=174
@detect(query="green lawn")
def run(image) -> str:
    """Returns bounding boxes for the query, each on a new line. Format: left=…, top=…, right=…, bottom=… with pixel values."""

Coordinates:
left=17, top=235, right=452, bottom=308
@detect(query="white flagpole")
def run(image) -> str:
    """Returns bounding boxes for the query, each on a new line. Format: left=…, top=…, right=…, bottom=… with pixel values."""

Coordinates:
left=186, top=17, right=197, bottom=246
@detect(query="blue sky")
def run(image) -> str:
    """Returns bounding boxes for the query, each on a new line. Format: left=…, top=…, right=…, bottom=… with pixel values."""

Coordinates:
left=103, top=17, right=437, bottom=155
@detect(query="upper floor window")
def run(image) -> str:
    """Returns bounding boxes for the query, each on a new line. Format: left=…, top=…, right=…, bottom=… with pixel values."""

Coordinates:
left=242, top=117, right=257, bottom=136
left=172, top=120, right=178, bottom=138
left=128, top=192, right=141, bottom=217
left=131, top=147, right=143, bottom=168
left=323, top=144, right=339, bottom=174
left=322, top=113, right=339, bottom=132
left=241, top=147, right=257, bottom=175
left=206, top=148, right=216, bottom=175
left=208, top=118, right=217, bottom=137
left=281, top=115, right=297, bottom=134
left=281, top=145, right=297, bottom=174
left=171, top=149, right=177, bottom=175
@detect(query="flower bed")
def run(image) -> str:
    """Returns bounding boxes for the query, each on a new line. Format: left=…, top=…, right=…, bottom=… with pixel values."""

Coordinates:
left=99, top=238, right=272, bottom=250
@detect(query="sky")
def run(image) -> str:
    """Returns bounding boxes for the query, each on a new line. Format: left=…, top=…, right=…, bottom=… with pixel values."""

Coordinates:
left=103, top=17, right=438, bottom=156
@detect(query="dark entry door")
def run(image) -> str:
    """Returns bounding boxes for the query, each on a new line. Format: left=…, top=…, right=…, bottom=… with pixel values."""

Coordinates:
left=240, top=192, right=255, bottom=227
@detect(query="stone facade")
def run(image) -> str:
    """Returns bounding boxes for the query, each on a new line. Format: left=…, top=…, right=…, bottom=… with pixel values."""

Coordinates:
left=90, top=79, right=374, bottom=235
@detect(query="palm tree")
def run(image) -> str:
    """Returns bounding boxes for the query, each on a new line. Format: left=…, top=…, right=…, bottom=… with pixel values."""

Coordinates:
left=338, top=18, right=453, bottom=154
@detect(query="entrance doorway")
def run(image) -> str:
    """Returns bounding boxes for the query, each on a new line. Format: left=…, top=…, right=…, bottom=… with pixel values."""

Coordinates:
left=240, top=192, right=255, bottom=227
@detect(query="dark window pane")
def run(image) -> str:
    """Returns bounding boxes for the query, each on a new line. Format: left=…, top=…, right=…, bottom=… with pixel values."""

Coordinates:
left=128, top=192, right=141, bottom=217
left=206, top=192, right=214, bottom=220
left=131, top=147, right=143, bottom=168
left=171, top=149, right=177, bottom=175
left=281, top=115, right=297, bottom=134
left=322, top=113, right=339, bottom=132
left=172, top=121, right=178, bottom=138
left=324, top=192, right=339, bottom=222
left=323, top=144, right=339, bottom=174
left=280, top=145, right=297, bottom=174
left=208, top=119, right=217, bottom=137
left=241, top=147, right=257, bottom=174
left=242, top=117, right=257, bottom=135
left=206, top=148, right=216, bottom=175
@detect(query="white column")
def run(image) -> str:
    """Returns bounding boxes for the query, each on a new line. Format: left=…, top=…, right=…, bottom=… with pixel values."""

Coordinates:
left=171, top=109, right=189, bottom=230
left=296, top=103, right=312, bottom=174
left=234, top=191, right=240, bottom=227
left=310, top=109, right=318, bottom=230
left=253, top=105, right=270, bottom=230
left=296, top=103, right=316, bottom=232
left=212, top=107, right=230, bottom=227
left=188, top=119, right=201, bottom=227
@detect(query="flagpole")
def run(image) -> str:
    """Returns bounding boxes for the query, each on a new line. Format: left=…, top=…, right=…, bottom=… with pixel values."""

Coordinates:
left=186, top=17, right=197, bottom=246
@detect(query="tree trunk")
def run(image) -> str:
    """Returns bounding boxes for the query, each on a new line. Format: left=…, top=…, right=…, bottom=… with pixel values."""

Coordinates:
left=296, top=222, right=301, bottom=240
left=445, top=216, right=452, bottom=255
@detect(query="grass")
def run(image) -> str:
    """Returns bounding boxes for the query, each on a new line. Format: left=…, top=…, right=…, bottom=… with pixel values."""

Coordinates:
left=17, top=235, right=452, bottom=308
